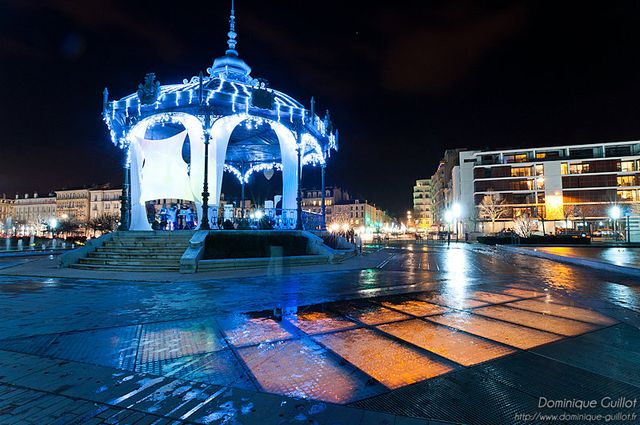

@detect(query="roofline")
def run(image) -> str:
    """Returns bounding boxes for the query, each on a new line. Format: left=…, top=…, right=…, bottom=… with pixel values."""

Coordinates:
left=473, top=140, right=640, bottom=156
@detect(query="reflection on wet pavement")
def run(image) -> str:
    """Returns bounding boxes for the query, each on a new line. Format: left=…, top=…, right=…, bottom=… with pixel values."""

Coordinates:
left=417, top=292, right=488, bottom=309
left=286, top=310, right=357, bottom=334
left=238, top=339, right=385, bottom=403
left=0, top=243, right=634, bottom=419
left=473, top=305, right=600, bottom=336
left=332, top=301, right=410, bottom=325
left=378, top=299, right=450, bottom=317
left=378, top=319, right=515, bottom=366
left=466, top=291, right=520, bottom=304
left=138, top=318, right=227, bottom=363
left=315, top=328, right=454, bottom=389
left=427, top=311, right=563, bottom=349
left=217, top=316, right=293, bottom=347
left=0, top=283, right=621, bottom=405
left=506, top=299, right=618, bottom=325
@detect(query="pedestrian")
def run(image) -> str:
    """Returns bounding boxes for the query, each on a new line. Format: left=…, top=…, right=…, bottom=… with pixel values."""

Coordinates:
left=160, top=203, right=168, bottom=230
left=447, top=231, right=451, bottom=246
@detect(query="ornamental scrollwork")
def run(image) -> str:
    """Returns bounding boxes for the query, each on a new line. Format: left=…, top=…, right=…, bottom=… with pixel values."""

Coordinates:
left=137, top=73, right=161, bottom=105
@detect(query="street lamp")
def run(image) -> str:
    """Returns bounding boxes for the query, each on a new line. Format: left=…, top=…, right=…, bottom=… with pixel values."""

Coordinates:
left=49, top=218, right=58, bottom=238
left=609, top=205, right=621, bottom=242
left=452, top=203, right=462, bottom=242
left=444, top=209, right=454, bottom=245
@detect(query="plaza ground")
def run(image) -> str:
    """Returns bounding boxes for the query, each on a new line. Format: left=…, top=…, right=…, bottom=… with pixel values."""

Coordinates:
left=0, top=243, right=639, bottom=424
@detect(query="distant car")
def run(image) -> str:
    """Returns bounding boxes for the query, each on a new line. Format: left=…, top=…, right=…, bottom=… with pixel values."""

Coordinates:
left=557, top=229, right=588, bottom=238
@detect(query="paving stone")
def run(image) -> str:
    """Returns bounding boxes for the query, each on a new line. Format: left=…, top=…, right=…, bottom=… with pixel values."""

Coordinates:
left=532, top=323, right=640, bottom=387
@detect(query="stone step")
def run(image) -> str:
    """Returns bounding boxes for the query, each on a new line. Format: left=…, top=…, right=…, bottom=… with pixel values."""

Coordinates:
left=113, top=234, right=193, bottom=240
left=109, top=237, right=192, bottom=242
left=197, top=255, right=330, bottom=271
left=112, top=235, right=191, bottom=239
left=70, top=263, right=179, bottom=272
left=103, top=242, right=189, bottom=247
left=96, top=247, right=184, bottom=253
left=102, top=245, right=188, bottom=251
left=78, top=258, right=180, bottom=266
left=87, top=252, right=183, bottom=259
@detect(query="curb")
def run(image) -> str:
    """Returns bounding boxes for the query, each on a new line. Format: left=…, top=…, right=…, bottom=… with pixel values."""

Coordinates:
left=496, top=245, right=640, bottom=279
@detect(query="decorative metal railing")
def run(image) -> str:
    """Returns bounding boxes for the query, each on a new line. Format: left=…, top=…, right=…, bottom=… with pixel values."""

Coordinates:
left=201, top=208, right=323, bottom=231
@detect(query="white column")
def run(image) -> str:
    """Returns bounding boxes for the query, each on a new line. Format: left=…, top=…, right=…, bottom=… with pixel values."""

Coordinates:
left=128, top=142, right=152, bottom=230
left=271, top=123, right=299, bottom=228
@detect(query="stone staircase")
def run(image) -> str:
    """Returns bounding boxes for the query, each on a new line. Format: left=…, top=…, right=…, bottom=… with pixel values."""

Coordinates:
left=70, top=231, right=194, bottom=272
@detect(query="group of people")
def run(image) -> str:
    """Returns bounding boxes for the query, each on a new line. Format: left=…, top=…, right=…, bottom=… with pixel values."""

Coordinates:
left=151, top=203, right=198, bottom=230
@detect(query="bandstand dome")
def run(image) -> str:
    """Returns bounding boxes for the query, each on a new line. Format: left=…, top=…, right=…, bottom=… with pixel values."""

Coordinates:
left=103, top=1, right=338, bottom=231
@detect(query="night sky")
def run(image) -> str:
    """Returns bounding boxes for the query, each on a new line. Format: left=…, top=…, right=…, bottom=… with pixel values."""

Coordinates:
left=2, top=0, right=640, bottom=215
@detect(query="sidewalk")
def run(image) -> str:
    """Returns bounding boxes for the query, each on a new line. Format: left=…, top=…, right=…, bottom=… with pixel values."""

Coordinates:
left=498, top=245, right=640, bottom=278
left=0, top=250, right=394, bottom=282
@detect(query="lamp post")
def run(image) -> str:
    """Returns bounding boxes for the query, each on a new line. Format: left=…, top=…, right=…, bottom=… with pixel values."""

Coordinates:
left=609, top=205, right=621, bottom=242
left=201, top=125, right=211, bottom=230
left=295, top=131, right=303, bottom=231
left=444, top=209, right=453, bottom=246
left=199, top=74, right=211, bottom=230
left=118, top=145, right=130, bottom=231
left=452, top=202, right=462, bottom=243
left=320, top=163, right=326, bottom=231
left=240, top=162, right=246, bottom=220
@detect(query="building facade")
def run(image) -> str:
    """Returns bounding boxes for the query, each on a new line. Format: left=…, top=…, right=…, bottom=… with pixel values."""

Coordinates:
left=413, top=179, right=432, bottom=231
left=447, top=141, right=640, bottom=238
left=89, top=188, right=122, bottom=221
left=13, top=193, right=56, bottom=235
left=55, top=188, right=91, bottom=223
left=301, top=186, right=351, bottom=223
left=330, top=200, right=388, bottom=230
left=430, top=149, right=464, bottom=229
left=0, top=195, right=14, bottom=232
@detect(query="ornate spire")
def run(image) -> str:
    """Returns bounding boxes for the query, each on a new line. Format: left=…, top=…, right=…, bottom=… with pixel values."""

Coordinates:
left=226, top=0, right=238, bottom=56
left=208, top=0, right=251, bottom=81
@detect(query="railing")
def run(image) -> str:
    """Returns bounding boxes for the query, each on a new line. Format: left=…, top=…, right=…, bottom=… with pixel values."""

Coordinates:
left=205, top=208, right=323, bottom=231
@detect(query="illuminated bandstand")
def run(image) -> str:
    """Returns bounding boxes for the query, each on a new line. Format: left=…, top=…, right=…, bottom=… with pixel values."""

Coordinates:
left=103, top=2, right=338, bottom=231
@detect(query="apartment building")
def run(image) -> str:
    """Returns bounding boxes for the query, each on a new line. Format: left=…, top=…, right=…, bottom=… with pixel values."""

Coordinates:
left=430, top=149, right=464, bottom=228
left=449, top=140, right=640, bottom=237
left=330, top=199, right=388, bottom=229
left=89, top=187, right=122, bottom=220
left=55, top=188, right=91, bottom=223
left=0, top=195, right=14, bottom=230
left=413, top=179, right=432, bottom=230
left=301, top=186, right=351, bottom=222
left=13, top=193, right=57, bottom=234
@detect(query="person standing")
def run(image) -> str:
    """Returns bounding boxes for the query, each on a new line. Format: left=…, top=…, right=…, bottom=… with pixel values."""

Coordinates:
left=168, top=204, right=178, bottom=231
left=160, top=203, right=168, bottom=230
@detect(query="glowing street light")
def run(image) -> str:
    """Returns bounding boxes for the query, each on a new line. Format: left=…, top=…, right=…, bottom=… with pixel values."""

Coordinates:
left=444, top=210, right=454, bottom=224
left=609, top=205, right=623, bottom=242
left=452, top=203, right=462, bottom=219
left=609, top=205, right=621, bottom=220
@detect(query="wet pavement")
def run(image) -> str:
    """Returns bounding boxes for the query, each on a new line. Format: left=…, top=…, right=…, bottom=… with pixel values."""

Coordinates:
left=534, top=246, right=640, bottom=268
left=0, top=242, right=639, bottom=424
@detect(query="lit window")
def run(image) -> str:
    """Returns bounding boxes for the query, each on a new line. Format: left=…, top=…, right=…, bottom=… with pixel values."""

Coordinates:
left=617, top=176, right=635, bottom=187
left=511, top=167, right=532, bottom=177
left=569, top=163, right=589, bottom=174
left=621, top=161, right=635, bottom=172
left=617, top=190, right=638, bottom=201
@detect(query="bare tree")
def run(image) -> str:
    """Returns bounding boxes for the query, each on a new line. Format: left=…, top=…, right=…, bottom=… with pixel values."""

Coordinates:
left=87, top=213, right=120, bottom=237
left=478, top=191, right=509, bottom=234
left=513, top=213, right=534, bottom=238
left=57, top=219, right=81, bottom=238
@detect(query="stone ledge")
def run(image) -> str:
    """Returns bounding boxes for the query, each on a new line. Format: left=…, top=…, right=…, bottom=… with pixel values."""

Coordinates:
left=497, top=245, right=640, bottom=279
left=198, top=254, right=331, bottom=271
